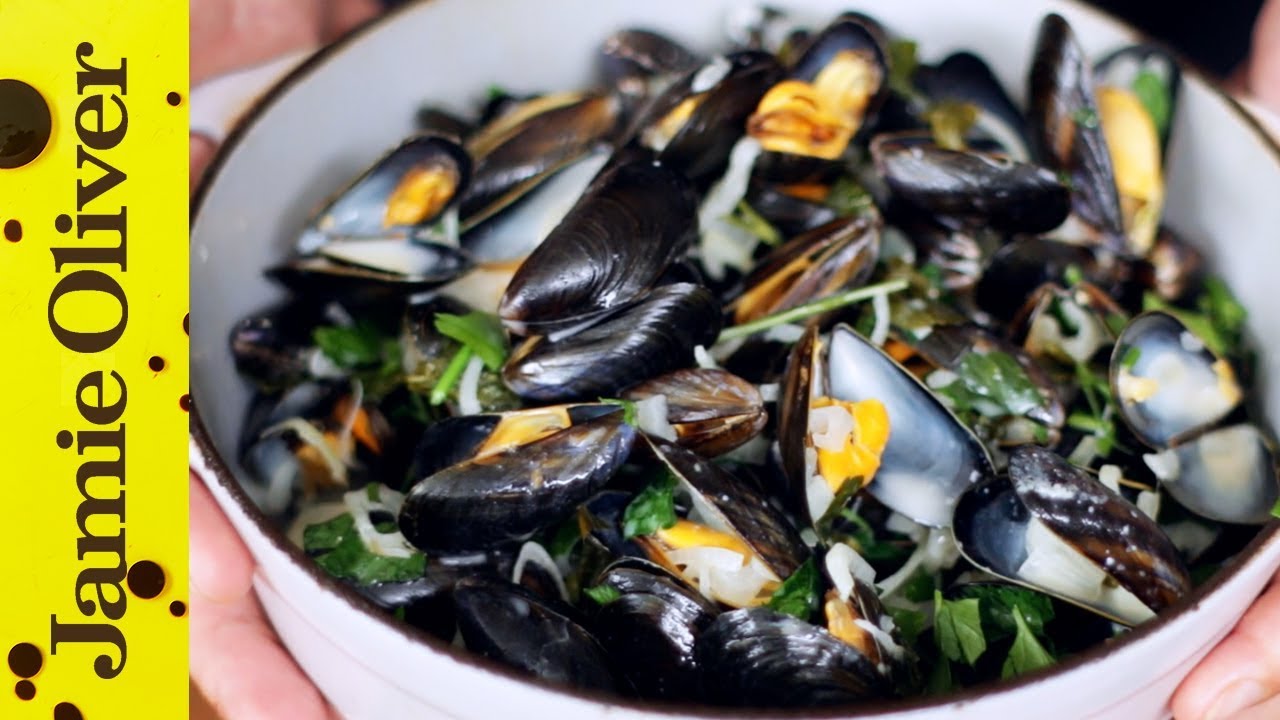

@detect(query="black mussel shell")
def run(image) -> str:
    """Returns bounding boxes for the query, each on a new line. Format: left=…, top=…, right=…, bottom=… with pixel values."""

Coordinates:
left=454, top=578, right=617, bottom=692
left=230, top=300, right=329, bottom=391
left=497, top=160, right=698, bottom=335
left=1028, top=14, right=1125, bottom=247
left=297, top=135, right=472, bottom=254
left=587, top=560, right=718, bottom=700
left=356, top=559, right=502, bottom=641
left=975, top=236, right=1127, bottom=323
left=744, top=183, right=840, bottom=238
left=696, top=608, right=892, bottom=707
left=916, top=51, right=1032, bottom=160
left=600, top=29, right=703, bottom=85
left=871, top=135, right=1069, bottom=234
left=1093, top=44, right=1180, bottom=155
left=623, top=368, right=767, bottom=457
left=398, top=410, right=636, bottom=551
left=268, top=239, right=473, bottom=300
left=503, top=282, right=722, bottom=402
left=460, top=92, right=621, bottom=229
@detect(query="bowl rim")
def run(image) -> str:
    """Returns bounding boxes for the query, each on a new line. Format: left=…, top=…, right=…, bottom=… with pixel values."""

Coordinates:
left=189, top=0, right=1280, bottom=715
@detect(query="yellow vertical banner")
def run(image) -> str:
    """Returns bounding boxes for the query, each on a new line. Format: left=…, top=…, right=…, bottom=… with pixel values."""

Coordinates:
left=0, top=1, right=189, bottom=718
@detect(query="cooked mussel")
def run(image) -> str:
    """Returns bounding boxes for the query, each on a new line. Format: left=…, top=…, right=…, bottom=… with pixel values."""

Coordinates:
left=297, top=134, right=472, bottom=253
left=1028, top=14, right=1125, bottom=249
left=497, top=160, right=698, bottom=335
left=398, top=404, right=636, bottom=551
left=622, top=368, right=767, bottom=457
left=953, top=445, right=1191, bottom=624
left=633, top=438, right=809, bottom=607
left=454, top=577, right=617, bottom=692
left=459, top=92, right=621, bottom=228
left=502, top=282, right=722, bottom=402
left=870, top=134, right=1070, bottom=234
left=586, top=559, right=718, bottom=700
left=268, top=238, right=473, bottom=299
left=1111, top=311, right=1242, bottom=447
left=696, top=607, right=894, bottom=707
left=1144, top=424, right=1280, bottom=525
left=914, top=51, right=1032, bottom=160
left=729, top=213, right=880, bottom=325
left=780, top=324, right=994, bottom=528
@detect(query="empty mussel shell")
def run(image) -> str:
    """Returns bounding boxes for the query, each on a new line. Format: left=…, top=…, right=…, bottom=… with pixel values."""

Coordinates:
left=953, top=445, right=1191, bottom=625
left=1111, top=311, right=1242, bottom=448
left=1145, top=423, right=1280, bottom=525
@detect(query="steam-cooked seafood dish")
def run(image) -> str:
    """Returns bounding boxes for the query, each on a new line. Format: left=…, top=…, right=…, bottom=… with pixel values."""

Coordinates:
left=227, top=7, right=1278, bottom=708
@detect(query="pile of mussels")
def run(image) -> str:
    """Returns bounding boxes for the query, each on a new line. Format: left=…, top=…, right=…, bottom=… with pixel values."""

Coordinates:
left=229, top=7, right=1280, bottom=708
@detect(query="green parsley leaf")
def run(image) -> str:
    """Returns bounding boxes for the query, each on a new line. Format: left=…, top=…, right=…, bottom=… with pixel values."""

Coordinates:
left=1198, top=277, right=1247, bottom=347
left=1272, top=497, right=1280, bottom=521
left=434, top=311, right=508, bottom=371
left=957, top=585, right=1055, bottom=641
left=1121, top=346, right=1142, bottom=369
left=1001, top=606, right=1056, bottom=679
left=902, top=568, right=939, bottom=604
left=825, top=176, right=876, bottom=217
left=600, top=398, right=638, bottom=427
left=934, top=590, right=986, bottom=666
left=887, top=606, right=926, bottom=646
left=314, top=321, right=387, bottom=368
left=622, top=473, right=679, bottom=539
left=925, top=655, right=954, bottom=695
left=836, top=508, right=913, bottom=564
left=303, top=513, right=354, bottom=554
left=393, top=606, right=407, bottom=621
left=1131, top=69, right=1171, bottom=140
left=766, top=558, right=822, bottom=621
left=584, top=584, right=623, bottom=606
left=925, top=101, right=978, bottom=151
left=725, top=200, right=782, bottom=246
left=305, top=512, right=427, bottom=585
left=486, top=84, right=509, bottom=102
left=546, top=515, right=584, bottom=558
left=887, top=39, right=919, bottom=97
left=373, top=520, right=398, bottom=533
left=366, top=483, right=381, bottom=502
left=939, top=351, right=1043, bottom=420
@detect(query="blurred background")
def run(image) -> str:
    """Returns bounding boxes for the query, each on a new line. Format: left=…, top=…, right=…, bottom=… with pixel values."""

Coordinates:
left=189, top=0, right=1266, bottom=718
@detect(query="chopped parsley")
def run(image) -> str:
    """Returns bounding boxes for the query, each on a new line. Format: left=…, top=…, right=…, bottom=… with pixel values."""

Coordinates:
left=934, top=350, right=1044, bottom=419
left=302, top=513, right=426, bottom=585
left=766, top=558, right=821, bottom=621
left=621, top=472, right=679, bottom=539
left=584, top=584, right=623, bottom=606
left=887, top=39, right=920, bottom=98
left=1001, top=607, right=1056, bottom=679
left=1131, top=69, right=1171, bottom=140
left=934, top=590, right=986, bottom=666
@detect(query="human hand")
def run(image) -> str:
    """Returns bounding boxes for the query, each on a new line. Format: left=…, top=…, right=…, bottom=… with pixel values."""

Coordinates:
left=189, top=2, right=381, bottom=718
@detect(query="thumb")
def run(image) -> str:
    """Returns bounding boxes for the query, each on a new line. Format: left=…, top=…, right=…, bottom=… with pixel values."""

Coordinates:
left=1249, top=0, right=1280, bottom=116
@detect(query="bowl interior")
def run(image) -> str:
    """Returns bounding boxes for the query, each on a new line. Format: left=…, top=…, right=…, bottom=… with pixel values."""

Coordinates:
left=190, top=0, right=1280, bottom=715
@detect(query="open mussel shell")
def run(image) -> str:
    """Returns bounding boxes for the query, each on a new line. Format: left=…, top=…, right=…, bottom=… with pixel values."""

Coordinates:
left=356, top=554, right=506, bottom=641
left=744, top=183, right=840, bottom=237
left=497, top=160, right=698, bottom=335
left=230, top=299, right=331, bottom=391
left=269, top=238, right=473, bottom=299
left=953, top=445, right=1191, bottom=625
left=503, top=282, right=722, bottom=402
left=297, top=135, right=472, bottom=254
left=453, top=577, right=617, bottom=692
left=915, top=51, right=1032, bottom=160
left=600, top=28, right=703, bottom=88
left=459, top=92, right=621, bottom=229
left=398, top=406, right=636, bottom=552
left=870, top=134, right=1070, bottom=234
left=639, top=50, right=784, bottom=188
left=1149, top=424, right=1280, bottom=525
left=1094, top=44, right=1180, bottom=156
left=586, top=559, right=718, bottom=700
left=1011, top=281, right=1126, bottom=366
left=621, top=368, right=767, bottom=457
left=825, top=325, right=995, bottom=528
left=1028, top=13, right=1125, bottom=247
left=647, top=437, right=810, bottom=580
left=695, top=607, right=895, bottom=707
left=730, top=214, right=880, bottom=325
left=1111, top=311, right=1242, bottom=448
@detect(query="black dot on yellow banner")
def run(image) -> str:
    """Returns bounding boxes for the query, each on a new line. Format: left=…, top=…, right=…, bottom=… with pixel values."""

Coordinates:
left=183, top=313, right=189, bottom=335
left=126, top=560, right=165, bottom=599
left=149, top=355, right=165, bottom=372
left=3, top=219, right=20, bottom=242
left=0, top=79, right=52, bottom=169
left=54, top=701, right=83, bottom=720
left=180, top=394, right=191, bottom=412
left=169, top=600, right=186, bottom=617
left=166, top=91, right=182, bottom=107
left=15, top=680, right=33, bottom=700
left=8, top=642, right=41, bottom=677
left=54, top=214, right=71, bottom=233
left=56, top=430, right=73, bottom=449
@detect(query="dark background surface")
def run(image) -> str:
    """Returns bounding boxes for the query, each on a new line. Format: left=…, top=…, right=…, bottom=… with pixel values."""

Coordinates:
left=1091, top=0, right=1264, bottom=77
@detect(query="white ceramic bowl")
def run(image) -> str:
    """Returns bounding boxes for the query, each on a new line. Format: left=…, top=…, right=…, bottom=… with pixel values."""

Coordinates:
left=189, top=1, right=1280, bottom=718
